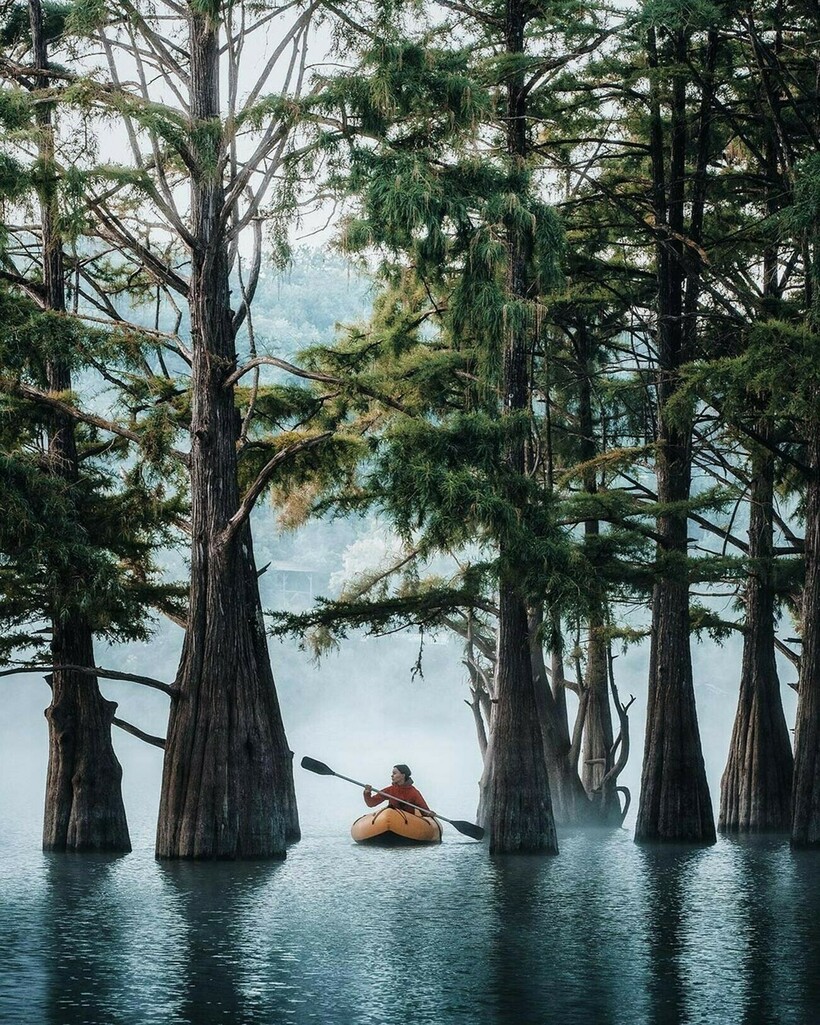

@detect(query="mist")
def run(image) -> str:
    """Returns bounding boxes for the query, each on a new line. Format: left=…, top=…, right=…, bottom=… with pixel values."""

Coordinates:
left=0, top=246, right=799, bottom=847
left=0, top=498, right=799, bottom=849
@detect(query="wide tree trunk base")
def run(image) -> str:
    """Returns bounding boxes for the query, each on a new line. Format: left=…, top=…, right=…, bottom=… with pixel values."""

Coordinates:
left=720, top=451, right=793, bottom=835
left=43, top=691, right=131, bottom=854
left=155, top=566, right=298, bottom=861
left=43, top=623, right=131, bottom=854
left=636, top=581, right=716, bottom=846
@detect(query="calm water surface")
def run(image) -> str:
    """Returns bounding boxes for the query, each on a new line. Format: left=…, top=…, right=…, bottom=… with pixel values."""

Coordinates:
left=1, top=824, right=819, bottom=1025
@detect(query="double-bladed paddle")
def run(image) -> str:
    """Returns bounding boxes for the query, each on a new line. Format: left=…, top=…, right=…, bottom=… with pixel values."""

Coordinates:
left=300, top=756, right=485, bottom=841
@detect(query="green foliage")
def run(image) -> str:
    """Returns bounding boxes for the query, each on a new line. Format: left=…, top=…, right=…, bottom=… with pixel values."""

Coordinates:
left=0, top=282, right=187, bottom=662
left=0, top=292, right=86, bottom=377
left=64, top=0, right=106, bottom=37
left=674, top=320, right=820, bottom=427
left=0, top=89, right=33, bottom=133
left=0, top=151, right=30, bottom=199
left=268, top=581, right=490, bottom=655
left=0, top=449, right=185, bottom=659
left=0, top=1, right=72, bottom=47
left=637, top=0, right=724, bottom=32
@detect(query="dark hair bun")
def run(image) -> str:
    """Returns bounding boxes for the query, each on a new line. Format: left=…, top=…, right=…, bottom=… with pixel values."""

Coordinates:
left=394, top=763, right=413, bottom=782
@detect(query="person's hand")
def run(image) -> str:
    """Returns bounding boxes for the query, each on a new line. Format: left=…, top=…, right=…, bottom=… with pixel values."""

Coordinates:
left=364, top=784, right=372, bottom=796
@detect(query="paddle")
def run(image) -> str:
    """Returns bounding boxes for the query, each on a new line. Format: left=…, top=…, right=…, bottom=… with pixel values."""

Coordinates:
left=300, top=756, right=485, bottom=841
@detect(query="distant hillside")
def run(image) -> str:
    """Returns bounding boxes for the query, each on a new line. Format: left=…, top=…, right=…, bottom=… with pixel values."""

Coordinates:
left=246, top=247, right=373, bottom=360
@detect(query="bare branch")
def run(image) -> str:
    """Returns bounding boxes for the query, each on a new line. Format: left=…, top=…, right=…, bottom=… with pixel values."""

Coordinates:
left=221, top=431, right=333, bottom=545
left=7, top=380, right=190, bottom=466
left=243, top=4, right=315, bottom=110
left=113, top=717, right=166, bottom=748
left=0, top=664, right=176, bottom=696
left=225, top=355, right=411, bottom=414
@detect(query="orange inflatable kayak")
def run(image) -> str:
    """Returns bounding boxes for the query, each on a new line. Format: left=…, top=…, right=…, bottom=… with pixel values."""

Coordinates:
left=351, top=807, right=443, bottom=845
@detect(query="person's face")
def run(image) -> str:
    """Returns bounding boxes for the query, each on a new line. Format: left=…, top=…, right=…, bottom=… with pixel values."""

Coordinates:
left=391, top=767, right=406, bottom=785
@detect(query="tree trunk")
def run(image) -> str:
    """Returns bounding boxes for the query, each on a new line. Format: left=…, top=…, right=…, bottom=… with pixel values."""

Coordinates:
left=529, top=614, right=594, bottom=825
left=29, top=0, right=130, bottom=852
left=575, top=325, right=619, bottom=820
left=582, top=618, right=620, bottom=822
left=155, top=10, right=298, bottom=859
left=634, top=27, right=714, bottom=843
left=792, top=420, right=820, bottom=846
left=484, top=587, right=558, bottom=853
left=43, top=617, right=130, bottom=851
left=720, top=448, right=793, bottom=832
left=721, top=128, right=793, bottom=832
left=481, top=0, right=558, bottom=853
left=550, top=634, right=570, bottom=738
left=636, top=577, right=714, bottom=842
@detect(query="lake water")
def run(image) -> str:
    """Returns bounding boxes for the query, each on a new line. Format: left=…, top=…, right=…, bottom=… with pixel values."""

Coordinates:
left=2, top=822, right=819, bottom=1025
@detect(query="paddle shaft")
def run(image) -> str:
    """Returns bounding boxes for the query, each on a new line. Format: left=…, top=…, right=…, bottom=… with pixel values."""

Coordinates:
left=299, top=756, right=485, bottom=840
left=331, top=770, right=436, bottom=819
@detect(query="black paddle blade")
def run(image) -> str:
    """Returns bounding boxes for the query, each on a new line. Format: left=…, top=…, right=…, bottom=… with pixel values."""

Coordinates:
left=452, top=820, right=485, bottom=841
left=301, top=756, right=335, bottom=776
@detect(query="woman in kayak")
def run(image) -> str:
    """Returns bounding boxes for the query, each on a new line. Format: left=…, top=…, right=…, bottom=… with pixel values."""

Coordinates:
left=363, top=764, right=432, bottom=816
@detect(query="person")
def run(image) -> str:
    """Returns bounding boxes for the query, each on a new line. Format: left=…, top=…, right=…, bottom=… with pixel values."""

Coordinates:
left=363, top=764, right=432, bottom=817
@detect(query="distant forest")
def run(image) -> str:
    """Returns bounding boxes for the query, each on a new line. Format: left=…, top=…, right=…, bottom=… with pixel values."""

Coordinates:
left=2, top=0, right=820, bottom=856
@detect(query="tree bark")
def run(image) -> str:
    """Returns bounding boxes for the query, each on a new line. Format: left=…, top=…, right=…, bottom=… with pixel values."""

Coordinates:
left=582, top=618, right=620, bottom=822
left=43, top=619, right=130, bottom=851
left=575, top=323, right=619, bottom=820
left=481, top=0, right=558, bottom=854
left=721, top=125, right=793, bottom=833
left=792, top=419, right=820, bottom=846
left=29, top=0, right=130, bottom=852
left=634, top=27, right=714, bottom=844
left=483, top=588, right=558, bottom=853
left=529, top=613, right=594, bottom=825
left=155, top=9, right=298, bottom=859
left=720, top=448, right=793, bottom=833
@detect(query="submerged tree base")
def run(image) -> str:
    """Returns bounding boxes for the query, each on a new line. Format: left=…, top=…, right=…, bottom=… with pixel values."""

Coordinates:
left=43, top=624, right=131, bottom=855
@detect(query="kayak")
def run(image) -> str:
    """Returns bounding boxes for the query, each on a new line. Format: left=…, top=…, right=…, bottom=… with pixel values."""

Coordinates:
left=351, top=807, right=443, bottom=846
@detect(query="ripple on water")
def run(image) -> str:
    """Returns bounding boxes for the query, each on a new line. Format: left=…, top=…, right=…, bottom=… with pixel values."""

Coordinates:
left=1, top=826, right=819, bottom=1025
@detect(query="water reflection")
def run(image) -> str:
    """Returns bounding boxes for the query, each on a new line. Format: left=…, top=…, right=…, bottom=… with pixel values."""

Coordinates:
left=291, top=841, right=497, bottom=1025
left=3, top=829, right=820, bottom=1025
left=486, top=831, right=649, bottom=1025
left=639, top=846, right=707, bottom=1025
left=726, top=837, right=796, bottom=1025
left=41, top=853, right=134, bottom=1025
left=788, top=848, right=820, bottom=1024
left=158, top=860, right=285, bottom=1025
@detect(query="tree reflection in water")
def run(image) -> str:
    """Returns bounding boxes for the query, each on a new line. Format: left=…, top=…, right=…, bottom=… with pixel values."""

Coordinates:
left=639, top=847, right=705, bottom=1025
left=487, top=830, right=645, bottom=1024
left=158, top=861, right=286, bottom=1025
left=42, top=852, right=151, bottom=1025
left=4, top=828, right=820, bottom=1024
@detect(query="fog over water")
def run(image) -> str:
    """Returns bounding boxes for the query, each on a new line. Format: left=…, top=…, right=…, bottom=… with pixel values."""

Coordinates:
left=0, top=576, right=799, bottom=842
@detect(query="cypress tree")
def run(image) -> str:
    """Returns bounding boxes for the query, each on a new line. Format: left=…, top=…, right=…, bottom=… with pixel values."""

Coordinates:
left=627, top=8, right=719, bottom=844
left=51, top=0, right=358, bottom=857
left=1, top=0, right=194, bottom=851
left=2, top=0, right=123, bottom=851
left=300, top=0, right=636, bottom=848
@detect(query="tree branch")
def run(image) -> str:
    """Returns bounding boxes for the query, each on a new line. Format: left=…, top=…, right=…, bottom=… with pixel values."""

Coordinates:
left=113, top=717, right=166, bottom=748
left=221, top=431, right=333, bottom=545
left=9, top=380, right=190, bottom=465
left=226, top=355, right=411, bottom=414
left=0, top=664, right=176, bottom=696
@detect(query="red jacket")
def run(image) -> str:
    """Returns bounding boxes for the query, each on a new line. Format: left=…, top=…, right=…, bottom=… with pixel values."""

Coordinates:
left=364, top=783, right=430, bottom=814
